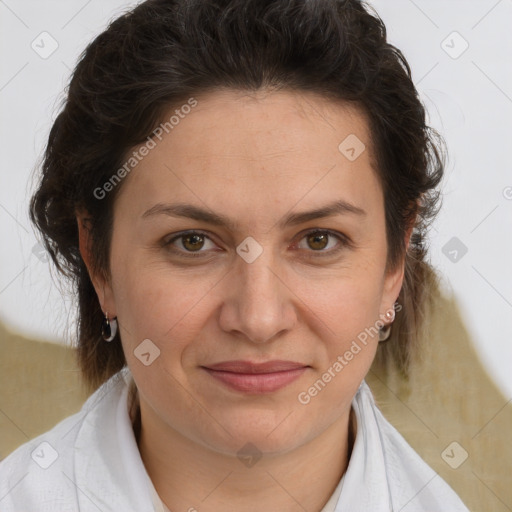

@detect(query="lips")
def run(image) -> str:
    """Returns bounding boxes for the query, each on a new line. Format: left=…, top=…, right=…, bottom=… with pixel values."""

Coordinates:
left=201, top=360, right=309, bottom=393
left=204, top=360, right=307, bottom=373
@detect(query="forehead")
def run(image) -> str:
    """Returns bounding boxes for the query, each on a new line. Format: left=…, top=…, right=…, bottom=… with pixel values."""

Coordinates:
left=162, top=88, right=373, bottom=161
left=114, top=88, right=382, bottom=227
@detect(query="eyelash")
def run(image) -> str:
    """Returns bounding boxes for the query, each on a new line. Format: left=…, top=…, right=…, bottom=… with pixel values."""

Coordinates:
left=163, top=229, right=352, bottom=259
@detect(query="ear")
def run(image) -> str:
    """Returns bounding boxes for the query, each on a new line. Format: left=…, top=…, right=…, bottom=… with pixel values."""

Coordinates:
left=379, top=221, right=414, bottom=317
left=76, top=210, right=117, bottom=317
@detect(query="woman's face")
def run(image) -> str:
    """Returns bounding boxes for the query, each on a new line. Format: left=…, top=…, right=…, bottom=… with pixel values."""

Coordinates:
left=91, top=89, right=405, bottom=456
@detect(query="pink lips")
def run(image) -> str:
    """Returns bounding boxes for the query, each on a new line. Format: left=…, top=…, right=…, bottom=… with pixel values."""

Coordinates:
left=202, top=360, right=308, bottom=393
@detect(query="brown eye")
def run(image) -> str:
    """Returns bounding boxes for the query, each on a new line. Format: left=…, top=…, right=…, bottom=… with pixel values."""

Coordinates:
left=181, top=233, right=206, bottom=252
left=296, top=229, right=349, bottom=256
left=164, top=230, right=217, bottom=257
left=307, top=232, right=329, bottom=251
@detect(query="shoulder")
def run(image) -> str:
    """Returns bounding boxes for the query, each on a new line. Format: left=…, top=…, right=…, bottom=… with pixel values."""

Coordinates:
left=357, top=381, right=470, bottom=512
left=0, top=370, right=128, bottom=511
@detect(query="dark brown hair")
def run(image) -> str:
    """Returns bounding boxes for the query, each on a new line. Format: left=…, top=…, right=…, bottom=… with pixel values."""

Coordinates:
left=29, top=0, right=445, bottom=392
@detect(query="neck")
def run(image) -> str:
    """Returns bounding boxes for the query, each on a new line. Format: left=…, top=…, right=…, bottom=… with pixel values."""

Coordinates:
left=133, top=392, right=356, bottom=512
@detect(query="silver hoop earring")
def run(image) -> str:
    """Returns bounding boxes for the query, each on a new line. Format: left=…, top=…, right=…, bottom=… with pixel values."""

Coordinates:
left=378, top=309, right=395, bottom=343
left=378, top=323, right=392, bottom=342
left=102, top=311, right=118, bottom=342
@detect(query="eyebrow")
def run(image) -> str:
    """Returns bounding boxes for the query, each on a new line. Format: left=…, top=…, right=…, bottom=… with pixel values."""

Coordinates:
left=141, top=199, right=366, bottom=230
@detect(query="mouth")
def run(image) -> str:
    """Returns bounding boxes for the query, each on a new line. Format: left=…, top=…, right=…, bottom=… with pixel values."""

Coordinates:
left=201, top=360, right=309, bottom=393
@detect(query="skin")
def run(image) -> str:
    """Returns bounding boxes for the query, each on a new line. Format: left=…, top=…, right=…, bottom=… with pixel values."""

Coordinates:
left=78, top=89, right=409, bottom=511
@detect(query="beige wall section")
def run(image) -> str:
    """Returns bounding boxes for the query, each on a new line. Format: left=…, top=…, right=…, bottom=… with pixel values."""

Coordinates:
left=1, top=292, right=510, bottom=511
left=0, top=321, right=90, bottom=457
left=368, top=292, right=512, bottom=512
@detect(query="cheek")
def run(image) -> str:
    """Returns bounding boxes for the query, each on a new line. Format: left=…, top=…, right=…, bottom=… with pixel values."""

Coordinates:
left=317, top=281, right=382, bottom=372
left=111, top=257, right=216, bottom=364
left=296, top=256, right=385, bottom=379
left=293, top=257, right=385, bottom=332
left=293, top=275, right=383, bottom=415
left=112, top=267, right=197, bottom=409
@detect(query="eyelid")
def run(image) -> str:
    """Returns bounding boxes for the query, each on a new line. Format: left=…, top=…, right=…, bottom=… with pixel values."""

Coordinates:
left=163, top=228, right=352, bottom=257
left=163, top=229, right=218, bottom=257
left=292, top=228, right=353, bottom=255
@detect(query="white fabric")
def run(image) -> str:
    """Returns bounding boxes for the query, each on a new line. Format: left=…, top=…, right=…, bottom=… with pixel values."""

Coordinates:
left=0, top=366, right=469, bottom=511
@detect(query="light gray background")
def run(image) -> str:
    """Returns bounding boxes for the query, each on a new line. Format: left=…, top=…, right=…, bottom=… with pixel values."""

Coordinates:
left=1, top=0, right=511, bottom=396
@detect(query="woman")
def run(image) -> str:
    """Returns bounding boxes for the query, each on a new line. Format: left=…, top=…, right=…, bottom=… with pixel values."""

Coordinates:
left=0, top=0, right=470, bottom=510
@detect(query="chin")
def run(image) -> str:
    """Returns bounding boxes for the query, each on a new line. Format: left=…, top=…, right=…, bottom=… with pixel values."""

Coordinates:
left=201, top=411, right=313, bottom=457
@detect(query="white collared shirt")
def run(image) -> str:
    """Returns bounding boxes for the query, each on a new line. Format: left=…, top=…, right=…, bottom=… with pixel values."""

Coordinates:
left=0, top=366, right=469, bottom=511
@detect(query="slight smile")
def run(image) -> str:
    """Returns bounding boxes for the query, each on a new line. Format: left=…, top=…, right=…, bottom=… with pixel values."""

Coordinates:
left=201, top=360, right=310, bottom=394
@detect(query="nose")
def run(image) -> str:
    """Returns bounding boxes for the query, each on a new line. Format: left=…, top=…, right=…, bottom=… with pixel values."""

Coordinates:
left=218, top=247, right=297, bottom=344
